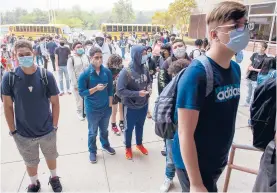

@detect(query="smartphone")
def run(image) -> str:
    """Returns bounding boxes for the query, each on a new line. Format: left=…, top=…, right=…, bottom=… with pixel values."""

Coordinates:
left=103, top=83, right=108, bottom=87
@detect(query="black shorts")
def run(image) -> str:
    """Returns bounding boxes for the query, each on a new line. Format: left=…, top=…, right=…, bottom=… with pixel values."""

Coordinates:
left=113, top=94, right=122, bottom=105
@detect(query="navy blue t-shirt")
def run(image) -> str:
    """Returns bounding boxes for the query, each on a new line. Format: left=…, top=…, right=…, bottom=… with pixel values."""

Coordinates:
left=2, top=67, right=60, bottom=138
left=172, top=57, right=241, bottom=171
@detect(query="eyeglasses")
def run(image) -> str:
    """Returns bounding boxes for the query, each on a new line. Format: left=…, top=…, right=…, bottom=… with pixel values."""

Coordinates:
left=214, top=22, right=255, bottom=33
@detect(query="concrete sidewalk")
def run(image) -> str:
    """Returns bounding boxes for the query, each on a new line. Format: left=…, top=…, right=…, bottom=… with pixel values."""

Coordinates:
left=1, top=48, right=263, bottom=192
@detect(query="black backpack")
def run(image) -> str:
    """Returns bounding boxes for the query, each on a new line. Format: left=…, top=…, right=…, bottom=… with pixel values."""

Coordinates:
left=251, top=78, right=276, bottom=150
left=153, top=55, right=214, bottom=139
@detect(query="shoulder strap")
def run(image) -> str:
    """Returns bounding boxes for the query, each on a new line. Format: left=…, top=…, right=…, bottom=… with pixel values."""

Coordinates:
left=108, top=44, right=112, bottom=54
left=8, top=70, right=15, bottom=88
left=71, top=56, right=75, bottom=67
left=39, top=67, right=48, bottom=86
left=196, top=55, right=214, bottom=97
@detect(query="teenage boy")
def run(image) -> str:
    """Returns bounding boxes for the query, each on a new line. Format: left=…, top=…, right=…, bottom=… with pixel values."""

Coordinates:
left=173, top=1, right=251, bottom=192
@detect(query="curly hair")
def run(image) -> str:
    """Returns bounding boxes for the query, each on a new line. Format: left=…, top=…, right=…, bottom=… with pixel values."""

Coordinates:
left=168, top=59, right=190, bottom=76
left=107, top=54, right=123, bottom=68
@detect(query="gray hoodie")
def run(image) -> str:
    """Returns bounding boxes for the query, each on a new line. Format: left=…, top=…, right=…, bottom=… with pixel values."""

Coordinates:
left=117, top=45, right=151, bottom=109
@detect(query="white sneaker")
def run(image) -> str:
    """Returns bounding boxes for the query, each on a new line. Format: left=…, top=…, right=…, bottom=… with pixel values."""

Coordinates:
left=77, top=114, right=85, bottom=121
left=160, top=178, right=173, bottom=192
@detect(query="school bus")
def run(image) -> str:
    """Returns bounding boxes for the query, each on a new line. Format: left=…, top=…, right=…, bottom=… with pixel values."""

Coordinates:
left=5, top=24, right=72, bottom=42
left=101, top=23, right=165, bottom=38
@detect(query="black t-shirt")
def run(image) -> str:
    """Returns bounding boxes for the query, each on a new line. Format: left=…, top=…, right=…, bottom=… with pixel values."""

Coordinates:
left=54, top=46, right=71, bottom=66
left=248, top=53, right=267, bottom=81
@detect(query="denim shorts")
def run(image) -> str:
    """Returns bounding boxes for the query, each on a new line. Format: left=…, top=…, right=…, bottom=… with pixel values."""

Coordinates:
left=13, top=130, right=59, bottom=167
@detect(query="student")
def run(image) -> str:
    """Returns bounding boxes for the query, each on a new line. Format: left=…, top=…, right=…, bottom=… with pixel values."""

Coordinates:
left=78, top=47, right=115, bottom=163
left=173, top=1, right=250, bottom=192
left=46, top=37, right=58, bottom=71
left=189, top=39, right=204, bottom=59
left=257, top=57, right=276, bottom=85
left=84, top=40, right=93, bottom=56
left=2, top=40, right=62, bottom=192
left=106, top=54, right=124, bottom=135
left=243, top=41, right=268, bottom=106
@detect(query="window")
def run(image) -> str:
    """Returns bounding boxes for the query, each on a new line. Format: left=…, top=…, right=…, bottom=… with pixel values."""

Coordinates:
left=133, top=26, right=137, bottom=32
left=40, top=26, right=44, bottom=32
left=138, top=26, right=142, bottom=32
left=270, top=16, right=276, bottom=43
left=128, top=26, right=132, bottom=32
left=157, top=26, right=161, bottom=32
left=250, top=3, right=276, bottom=15
left=249, top=16, right=273, bottom=41
left=29, top=26, right=33, bottom=32
left=16, top=26, right=20, bottom=32
left=113, top=25, right=117, bottom=32
left=107, top=25, right=112, bottom=32
left=148, top=26, right=152, bottom=32
left=37, top=26, right=40, bottom=32
left=118, top=25, right=122, bottom=31
left=123, top=26, right=127, bottom=32
left=143, top=26, right=147, bottom=32
left=23, top=26, right=26, bottom=32
left=50, top=27, right=55, bottom=33
left=33, top=26, right=37, bottom=32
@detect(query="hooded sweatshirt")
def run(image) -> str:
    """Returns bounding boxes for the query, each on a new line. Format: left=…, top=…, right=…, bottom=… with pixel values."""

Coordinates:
left=117, top=45, right=151, bottom=109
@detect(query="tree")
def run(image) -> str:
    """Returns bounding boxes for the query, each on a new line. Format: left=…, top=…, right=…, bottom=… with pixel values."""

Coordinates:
left=168, top=0, right=196, bottom=36
left=152, top=11, right=175, bottom=31
left=112, top=0, right=135, bottom=23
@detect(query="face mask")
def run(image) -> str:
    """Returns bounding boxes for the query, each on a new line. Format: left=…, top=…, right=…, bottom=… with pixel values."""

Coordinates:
left=147, top=53, right=152, bottom=58
left=60, top=42, right=65, bottom=46
left=96, top=38, right=104, bottom=47
left=110, top=68, right=121, bottom=75
left=3, top=48, right=7, bottom=51
left=173, top=47, right=186, bottom=58
left=18, top=56, right=34, bottom=68
left=141, top=55, right=148, bottom=65
left=218, top=28, right=250, bottom=53
left=76, top=48, right=84, bottom=55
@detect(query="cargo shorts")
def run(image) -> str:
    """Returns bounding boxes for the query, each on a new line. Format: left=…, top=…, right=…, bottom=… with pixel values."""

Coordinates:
left=13, top=130, right=59, bottom=167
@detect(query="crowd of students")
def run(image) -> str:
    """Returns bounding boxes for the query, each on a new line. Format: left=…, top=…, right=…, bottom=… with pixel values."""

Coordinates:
left=1, top=1, right=276, bottom=193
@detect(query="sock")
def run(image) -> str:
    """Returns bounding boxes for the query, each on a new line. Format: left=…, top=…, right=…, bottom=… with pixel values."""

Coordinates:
left=119, top=120, right=124, bottom=125
left=112, top=123, right=116, bottom=127
left=30, top=175, right=38, bottom=185
left=50, top=169, right=57, bottom=178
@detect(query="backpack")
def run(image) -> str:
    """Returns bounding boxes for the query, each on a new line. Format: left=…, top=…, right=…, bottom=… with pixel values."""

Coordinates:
left=189, top=49, right=203, bottom=59
left=153, top=55, right=214, bottom=139
left=251, top=78, right=276, bottom=150
left=1, top=67, right=49, bottom=101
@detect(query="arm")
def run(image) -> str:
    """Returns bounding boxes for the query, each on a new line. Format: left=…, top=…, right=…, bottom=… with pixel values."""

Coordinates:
left=3, top=96, right=16, bottom=132
left=117, top=69, right=140, bottom=97
left=107, top=69, right=113, bottom=107
left=50, top=95, right=59, bottom=127
left=55, top=54, right=59, bottom=69
left=78, top=71, right=100, bottom=97
left=67, top=57, right=78, bottom=89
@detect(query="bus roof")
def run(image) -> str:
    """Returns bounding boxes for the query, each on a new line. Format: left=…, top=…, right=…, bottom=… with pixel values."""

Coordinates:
left=102, top=23, right=164, bottom=26
left=0, top=24, right=69, bottom=27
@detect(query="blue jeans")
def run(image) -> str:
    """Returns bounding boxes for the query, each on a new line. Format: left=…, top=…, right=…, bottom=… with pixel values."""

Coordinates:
left=124, top=104, right=148, bottom=148
left=87, top=108, right=112, bottom=153
left=246, top=79, right=257, bottom=104
left=165, top=139, right=176, bottom=180
left=58, top=66, right=70, bottom=92
left=121, top=47, right=125, bottom=59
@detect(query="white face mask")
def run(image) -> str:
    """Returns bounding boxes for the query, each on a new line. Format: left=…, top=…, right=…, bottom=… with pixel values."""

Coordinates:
left=173, top=47, right=187, bottom=58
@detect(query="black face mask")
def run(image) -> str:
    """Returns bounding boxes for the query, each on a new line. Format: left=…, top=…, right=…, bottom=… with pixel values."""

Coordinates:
left=160, top=51, right=166, bottom=59
left=60, top=42, right=65, bottom=46
left=3, top=48, right=7, bottom=51
left=110, top=67, right=121, bottom=75
left=96, top=37, right=104, bottom=47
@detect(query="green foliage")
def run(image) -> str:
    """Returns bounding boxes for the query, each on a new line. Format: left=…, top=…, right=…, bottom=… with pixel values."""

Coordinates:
left=112, top=0, right=135, bottom=23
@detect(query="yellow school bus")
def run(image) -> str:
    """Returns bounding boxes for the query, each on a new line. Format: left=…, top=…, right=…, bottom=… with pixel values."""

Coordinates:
left=6, top=24, right=72, bottom=41
left=101, top=23, right=165, bottom=39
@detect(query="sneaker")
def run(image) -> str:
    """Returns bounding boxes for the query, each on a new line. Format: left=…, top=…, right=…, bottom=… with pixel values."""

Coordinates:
left=103, top=146, right=116, bottom=155
left=49, top=176, right=62, bottom=192
left=27, top=180, right=41, bottom=192
left=67, top=91, right=72, bottom=95
left=111, top=125, right=121, bottom=136
left=119, top=122, right=124, bottom=132
left=125, top=148, right=133, bottom=160
left=77, top=113, right=85, bottom=121
left=59, top=92, right=64, bottom=96
left=160, top=178, right=173, bottom=192
left=161, top=146, right=166, bottom=157
left=89, top=152, right=97, bottom=163
left=136, top=145, right=148, bottom=155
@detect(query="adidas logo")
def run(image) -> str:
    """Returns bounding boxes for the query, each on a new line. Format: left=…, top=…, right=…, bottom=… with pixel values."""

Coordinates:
left=215, top=84, right=240, bottom=102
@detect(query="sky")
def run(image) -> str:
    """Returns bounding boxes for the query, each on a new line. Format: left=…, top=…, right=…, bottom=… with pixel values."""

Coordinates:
left=1, top=0, right=175, bottom=12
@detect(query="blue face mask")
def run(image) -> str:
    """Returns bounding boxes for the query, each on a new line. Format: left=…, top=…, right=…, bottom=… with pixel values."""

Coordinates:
left=141, top=55, right=148, bottom=64
left=77, top=48, right=84, bottom=55
left=220, top=28, right=250, bottom=53
left=147, top=53, right=152, bottom=58
left=18, top=56, right=34, bottom=68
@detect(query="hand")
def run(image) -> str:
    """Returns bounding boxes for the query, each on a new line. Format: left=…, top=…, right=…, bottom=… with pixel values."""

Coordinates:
left=75, top=88, right=78, bottom=91
left=190, top=184, right=208, bottom=192
left=249, top=66, right=254, bottom=71
left=139, top=90, right=149, bottom=97
left=156, top=67, right=160, bottom=72
left=96, top=84, right=106, bottom=91
left=149, top=70, right=154, bottom=75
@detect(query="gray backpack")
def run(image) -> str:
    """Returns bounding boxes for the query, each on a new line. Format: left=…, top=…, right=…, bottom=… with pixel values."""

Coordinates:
left=153, top=55, right=214, bottom=139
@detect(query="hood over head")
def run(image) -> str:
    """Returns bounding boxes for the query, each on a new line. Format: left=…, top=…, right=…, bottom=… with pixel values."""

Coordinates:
left=130, top=45, right=147, bottom=73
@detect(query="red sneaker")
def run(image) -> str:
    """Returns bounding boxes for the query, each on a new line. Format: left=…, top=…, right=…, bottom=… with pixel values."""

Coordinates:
left=125, top=148, right=133, bottom=160
left=111, top=125, right=121, bottom=136
left=136, top=145, right=148, bottom=155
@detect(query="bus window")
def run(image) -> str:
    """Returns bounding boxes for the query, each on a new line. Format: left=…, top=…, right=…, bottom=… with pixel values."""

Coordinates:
left=16, top=26, right=20, bottom=32
left=133, top=26, right=137, bottom=32
left=143, top=26, right=147, bottom=32
left=113, top=25, right=117, bottom=32
left=118, top=25, right=122, bottom=32
left=40, top=26, right=43, bottom=32
left=138, top=26, right=142, bottom=32
left=128, top=26, right=132, bottom=32
left=157, top=26, right=161, bottom=32
left=148, top=26, right=152, bottom=32
left=107, top=25, right=112, bottom=32
left=33, top=26, right=37, bottom=32
left=123, top=26, right=127, bottom=32
left=50, top=27, right=54, bottom=33
left=29, top=26, right=33, bottom=32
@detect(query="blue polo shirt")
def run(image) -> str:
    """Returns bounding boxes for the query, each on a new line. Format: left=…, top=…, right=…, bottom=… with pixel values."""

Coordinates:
left=78, top=64, right=113, bottom=113
left=172, top=57, right=241, bottom=171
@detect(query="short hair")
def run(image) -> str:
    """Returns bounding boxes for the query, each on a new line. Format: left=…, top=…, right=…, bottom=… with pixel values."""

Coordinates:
left=72, top=41, right=82, bottom=50
left=207, top=1, right=246, bottom=26
left=260, top=41, right=268, bottom=50
left=170, top=37, right=176, bottom=42
left=106, top=35, right=112, bottom=40
left=49, top=37, right=53, bottom=41
left=146, top=47, right=152, bottom=52
left=195, top=39, right=203, bottom=46
left=168, top=59, right=190, bottom=75
left=84, top=40, right=93, bottom=46
left=14, top=40, right=33, bottom=52
left=1, top=44, right=7, bottom=48
left=89, top=47, right=102, bottom=57
left=40, top=37, right=45, bottom=41
left=161, top=43, right=172, bottom=53
left=172, top=39, right=185, bottom=46
left=107, top=54, right=123, bottom=68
